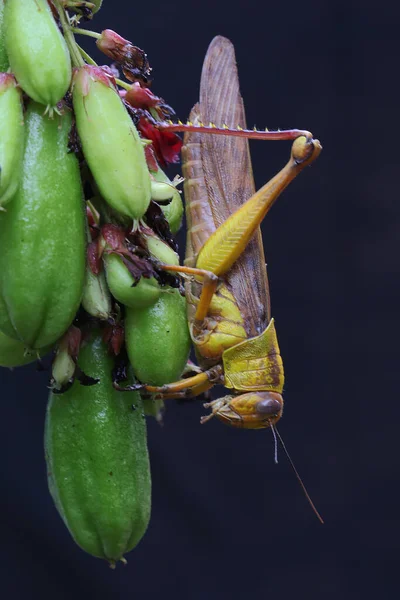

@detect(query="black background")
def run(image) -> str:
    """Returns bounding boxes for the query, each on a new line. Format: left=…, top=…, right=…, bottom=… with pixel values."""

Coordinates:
left=1, top=0, right=398, bottom=598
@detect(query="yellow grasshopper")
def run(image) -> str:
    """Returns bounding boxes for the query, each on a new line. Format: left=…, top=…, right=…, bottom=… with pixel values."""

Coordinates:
left=138, top=36, right=321, bottom=431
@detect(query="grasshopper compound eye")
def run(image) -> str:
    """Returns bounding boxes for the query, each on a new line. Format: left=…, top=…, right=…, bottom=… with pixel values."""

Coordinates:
left=256, top=392, right=283, bottom=419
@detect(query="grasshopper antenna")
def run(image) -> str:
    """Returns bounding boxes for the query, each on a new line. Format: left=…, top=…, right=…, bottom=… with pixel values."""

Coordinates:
left=270, top=422, right=324, bottom=524
left=270, top=419, right=279, bottom=464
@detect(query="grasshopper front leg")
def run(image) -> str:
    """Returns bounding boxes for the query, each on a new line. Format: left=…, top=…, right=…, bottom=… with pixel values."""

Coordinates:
left=133, top=364, right=223, bottom=400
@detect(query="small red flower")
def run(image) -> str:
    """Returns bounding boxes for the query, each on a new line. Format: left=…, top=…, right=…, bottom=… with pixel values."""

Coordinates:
left=137, top=116, right=182, bottom=167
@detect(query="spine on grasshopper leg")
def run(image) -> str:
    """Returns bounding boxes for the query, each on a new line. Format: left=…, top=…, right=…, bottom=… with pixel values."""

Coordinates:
left=0, top=74, right=24, bottom=208
left=45, top=329, right=151, bottom=564
left=4, top=0, right=71, bottom=108
left=0, top=1, right=9, bottom=71
left=0, top=102, right=86, bottom=349
left=125, top=289, right=191, bottom=386
left=72, top=66, right=151, bottom=221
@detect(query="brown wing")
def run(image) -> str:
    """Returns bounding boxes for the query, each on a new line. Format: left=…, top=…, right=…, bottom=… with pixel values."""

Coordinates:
left=187, top=35, right=270, bottom=335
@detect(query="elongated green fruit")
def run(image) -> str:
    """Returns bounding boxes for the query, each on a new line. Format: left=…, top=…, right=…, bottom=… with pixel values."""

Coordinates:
left=150, top=169, right=183, bottom=233
left=45, top=330, right=151, bottom=563
left=125, top=289, right=190, bottom=385
left=104, top=234, right=179, bottom=309
left=73, top=66, right=151, bottom=221
left=0, top=74, right=24, bottom=208
left=105, top=253, right=161, bottom=309
left=144, top=232, right=180, bottom=265
left=0, top=102, right=85, bottom=349
left=0, top=0, right=9, bottom=71
left=82, top=266, right=112, bottom=319
left=82, top=227, right=112, bottom=320
left=51, top=347, right=75, bottom=390
left=0, top=329, right=51, bottom=368
left=4, top=0, right=71, bottom=107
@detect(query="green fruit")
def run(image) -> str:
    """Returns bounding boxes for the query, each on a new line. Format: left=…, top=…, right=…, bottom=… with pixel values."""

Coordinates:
left=150, top=169, right=183, bottom=234
left=82, top=266, right=112, bottom=320
left=0, top=74, right=24, bottom=208
left=51, top=347, right=76, bottom=391
left=73, top=66, right=151, bottom=222
left=4, top=0, right=71, bottom=108
left=104, top=253, right=161, bottom=309
left=92, top=0, right=103, bottom=12
left=125, top=289, right=190, bottom=385
left=0, top=0, right=9, bottom=71
left=104, top=233, right=179, bottom=309
left=0, top=102, right=86, bottom=349
left=144, top=232, right=179, bottom=265
left=0, top=329, right=51, bottom=368
left=45, top=330, right=151, bottom=564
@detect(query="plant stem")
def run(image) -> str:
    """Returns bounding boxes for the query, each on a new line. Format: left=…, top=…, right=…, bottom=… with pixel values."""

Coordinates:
left=71, top=27, right=101, bottom=40
left=77, top=44, right=97, bottom=66
left=53, top=0, right=84, bottom=68
left=115, top=78, right=131, bottom=91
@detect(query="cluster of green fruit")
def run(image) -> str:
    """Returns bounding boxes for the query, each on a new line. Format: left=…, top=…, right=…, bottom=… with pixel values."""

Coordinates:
left=0, top=0, right=191, bottom=566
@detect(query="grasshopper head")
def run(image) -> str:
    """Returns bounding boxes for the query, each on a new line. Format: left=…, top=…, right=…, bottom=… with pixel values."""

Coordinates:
left=201, top=391, right=283, bottom=429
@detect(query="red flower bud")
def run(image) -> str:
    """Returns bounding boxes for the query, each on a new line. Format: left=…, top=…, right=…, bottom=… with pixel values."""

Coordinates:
left=96, top=30, right=151, bottom=85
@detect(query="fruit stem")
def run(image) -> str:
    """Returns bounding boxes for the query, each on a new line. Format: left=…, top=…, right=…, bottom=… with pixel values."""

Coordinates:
left=53, top=0, right=85, bottom=68
left=76, top=44, right=97, bottom=66
left=115, top=78, right=131, bottom=91
left=71, top=27, right=101, bottom=40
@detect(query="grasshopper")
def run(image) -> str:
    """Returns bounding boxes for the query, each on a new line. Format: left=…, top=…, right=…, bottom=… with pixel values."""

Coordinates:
left=136, top=36, right=321, bottom=431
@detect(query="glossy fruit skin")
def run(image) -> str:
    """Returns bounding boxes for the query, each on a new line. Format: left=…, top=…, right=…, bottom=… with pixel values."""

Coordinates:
left=104, top=233, right=179, bottom=309
left=0, top=1, right=9, bottom=71
left=0, top=74, right=24, bottom=207
left=0, top=329, right=51, bottom=368
left=0, top=102, right=85, bottom=349
left=104, top=253, right=161, bottom=309
left=4, top=0, right=71, bottom=107
left=73, top=66, right=151, bottom=221
left=125, top=289, right=190, bottom=385
left=45, top=331, right=151, bottom=563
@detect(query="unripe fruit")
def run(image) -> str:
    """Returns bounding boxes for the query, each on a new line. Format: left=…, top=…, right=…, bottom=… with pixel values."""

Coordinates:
left=0, top=0, right=9, bottom=71
left=125, top=289, right=190, bottom=385
left=104, top=232, right=179, bottom=309
left=104, top=253, right=161, bottom=309
left=0, top=74, right=24, bottom=208
left=150, top=169, right=183, bottom=234
left=0, top=329, right=50, bottom=368
left=45, top=330, right=151, bottom=564
left=73, top=66, right=151, bottom=222
left=4, top=0, right=71, bottom=108
left=0, top=102, right=86, bottom=349
left=82, top=266, right=112, bottom=320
